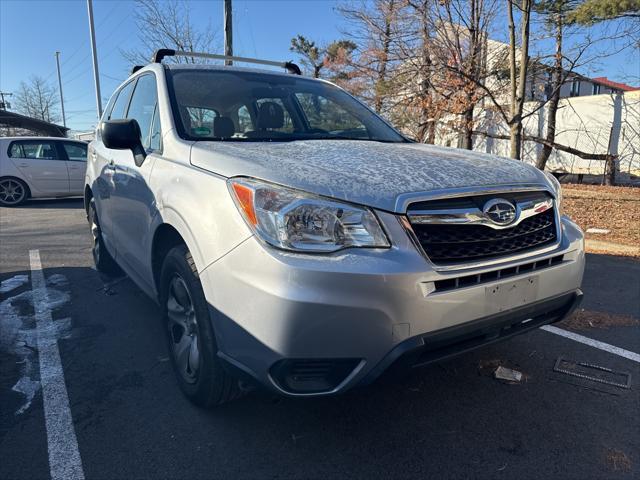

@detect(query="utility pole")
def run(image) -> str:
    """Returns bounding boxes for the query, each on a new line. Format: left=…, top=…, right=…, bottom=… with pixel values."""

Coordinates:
left=86, top=0, right=103, bottom=118
left=224, top=0, right=233, bottom=65
left=54, top=51, right=67, bottom=127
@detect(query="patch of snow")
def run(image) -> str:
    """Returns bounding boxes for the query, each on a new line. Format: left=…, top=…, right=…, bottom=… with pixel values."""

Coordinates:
left=0, top=274, right=72, bottom=415
left=0, top=274, right=29, bottom=294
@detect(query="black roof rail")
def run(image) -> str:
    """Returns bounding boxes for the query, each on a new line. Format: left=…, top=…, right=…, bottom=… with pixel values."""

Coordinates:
left=150, top=49, right=302, bottom=75
left=131, top=65, right=144, bottom=74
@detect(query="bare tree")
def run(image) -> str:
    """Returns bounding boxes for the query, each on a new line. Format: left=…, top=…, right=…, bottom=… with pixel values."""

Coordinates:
left=338, top=0, right=404, bottom=113
left=14, top=76, right=60, bottom=123
left=432, top=0, right=498, bottom=149
left=121, top=0, right=218, bottom=66
left=507, top=0, right=533, bottom=159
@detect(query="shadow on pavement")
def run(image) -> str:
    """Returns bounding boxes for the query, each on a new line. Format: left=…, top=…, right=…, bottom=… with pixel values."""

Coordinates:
left=14, top=198, right=84, bottom=209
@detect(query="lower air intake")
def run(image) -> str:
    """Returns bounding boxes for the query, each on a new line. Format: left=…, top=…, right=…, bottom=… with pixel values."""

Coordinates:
left=270, top=358, right=361, bottom=394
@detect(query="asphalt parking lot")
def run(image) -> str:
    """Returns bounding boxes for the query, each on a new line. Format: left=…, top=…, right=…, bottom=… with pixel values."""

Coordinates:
left=1, top=198, right=638, bottom=480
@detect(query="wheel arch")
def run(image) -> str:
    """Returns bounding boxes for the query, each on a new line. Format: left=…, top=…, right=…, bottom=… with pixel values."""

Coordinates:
left=151, top=214, right=204, bottom=300
left=84, top=185, right=93, bottom=215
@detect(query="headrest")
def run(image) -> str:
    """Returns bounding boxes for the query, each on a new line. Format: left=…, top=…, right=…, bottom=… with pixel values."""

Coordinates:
left=214, top=116, right=235, bottom=138
left=257, top=101, right=284, bottom=129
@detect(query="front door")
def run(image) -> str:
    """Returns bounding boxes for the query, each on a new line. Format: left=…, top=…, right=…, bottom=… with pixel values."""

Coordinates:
left=92, top=79, right=136, bottom=252
left=109, top=73, right=160, bottom=290
left=60, top=141, right=88, bottom=195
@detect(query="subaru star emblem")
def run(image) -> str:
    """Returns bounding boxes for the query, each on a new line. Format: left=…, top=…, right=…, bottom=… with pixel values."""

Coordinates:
left=483, top=198, right=517, bottom=226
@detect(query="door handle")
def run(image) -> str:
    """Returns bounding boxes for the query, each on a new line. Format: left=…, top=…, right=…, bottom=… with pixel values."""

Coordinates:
left=19, top=163, right=28, bottom=168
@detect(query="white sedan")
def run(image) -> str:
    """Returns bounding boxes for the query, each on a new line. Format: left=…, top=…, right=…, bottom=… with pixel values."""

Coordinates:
left=0, top=136, right=87, bottom=206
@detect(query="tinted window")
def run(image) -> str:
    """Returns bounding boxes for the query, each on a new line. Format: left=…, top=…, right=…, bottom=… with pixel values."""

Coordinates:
left=63, top=142, right=88, bottom=161
left=126, top=74, right=158, bottom=149
left=109, top=81, right=135, bottom=120
left=9, top=141, right=59, bottom=160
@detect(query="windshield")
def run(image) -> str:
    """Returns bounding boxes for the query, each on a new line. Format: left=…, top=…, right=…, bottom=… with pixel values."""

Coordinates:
left=167, top=69, right=406, bottom=143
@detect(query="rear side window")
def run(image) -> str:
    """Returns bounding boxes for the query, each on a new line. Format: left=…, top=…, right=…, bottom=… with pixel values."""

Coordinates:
left=9, top=141, right=59, bottom=160
left=126, top=74, right=158, bottom=149
left=109, top=81, right=135, bottom=120
left=63, top=142, right=88, bottom=161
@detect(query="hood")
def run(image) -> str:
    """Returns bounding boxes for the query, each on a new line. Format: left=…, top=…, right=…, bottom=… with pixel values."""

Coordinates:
left=190, top=140, right=550, bottom=212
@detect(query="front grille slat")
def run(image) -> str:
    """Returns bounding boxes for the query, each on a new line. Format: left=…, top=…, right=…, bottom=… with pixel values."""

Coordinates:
left=408, top=192, right=558, bottom=264
left=434, top=255, right=564, bottom=292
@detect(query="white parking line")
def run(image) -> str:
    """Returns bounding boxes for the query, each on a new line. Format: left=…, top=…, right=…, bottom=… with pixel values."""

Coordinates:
left=30, top=250, right=85, bottom=480
left=541, top=325, right=640, bottom=363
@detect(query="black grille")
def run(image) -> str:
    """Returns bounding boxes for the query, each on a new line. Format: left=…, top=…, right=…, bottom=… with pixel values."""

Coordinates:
left=434, top=255, right=564, bottom=292
left=410, top=208, right=557, bottom=264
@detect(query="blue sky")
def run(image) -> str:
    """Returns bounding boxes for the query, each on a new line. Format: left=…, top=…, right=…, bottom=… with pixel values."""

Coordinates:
left=1, top=0, right=638, bottom=132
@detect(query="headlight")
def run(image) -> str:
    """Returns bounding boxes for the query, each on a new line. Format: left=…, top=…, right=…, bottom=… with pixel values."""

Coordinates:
left=228, top=177, right=390, bottom=252
left=543, top=171, right=563, bottom=215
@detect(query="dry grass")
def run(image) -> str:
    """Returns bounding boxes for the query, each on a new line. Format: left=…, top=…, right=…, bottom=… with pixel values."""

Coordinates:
left=561, top=309, right=639, bottom=331
left=604, top=449, right=632, bottom=473
left=562, top=184, right=640, bottom=257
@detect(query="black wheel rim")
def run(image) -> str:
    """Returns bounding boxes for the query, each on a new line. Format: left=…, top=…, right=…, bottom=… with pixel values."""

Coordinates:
left=0, top=179, right=25, bottom=205
left=167, top=275, right=200, bottom=384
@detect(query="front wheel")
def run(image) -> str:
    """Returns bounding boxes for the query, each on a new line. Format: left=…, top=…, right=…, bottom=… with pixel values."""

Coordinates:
left=88, top=198, right=121, bottom=275
left=0, top=178, right=29, bottom=207
left=160, top=245, right=241, bottom=407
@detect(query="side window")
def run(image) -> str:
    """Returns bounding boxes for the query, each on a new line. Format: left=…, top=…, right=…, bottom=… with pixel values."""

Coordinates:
left=109, top=81, right=135, bottom=120
left=126, top=74, right=158, bottom=149
left=149, top=104, right=162, bottom=151
left=8, top=141, right=59, bottom=160
left=63, top=142, right=88, bottom=161
left=9, top=143, right=25, bottom=158
left=101, top=90, right=119, bottom=123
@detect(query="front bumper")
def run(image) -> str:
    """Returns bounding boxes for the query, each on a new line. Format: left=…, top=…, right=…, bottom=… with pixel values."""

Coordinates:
left=199, top=212, right=585, bottom=396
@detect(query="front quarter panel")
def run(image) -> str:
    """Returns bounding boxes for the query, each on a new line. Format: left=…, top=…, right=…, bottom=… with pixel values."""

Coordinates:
left=149, top=134, right=253, bottom=276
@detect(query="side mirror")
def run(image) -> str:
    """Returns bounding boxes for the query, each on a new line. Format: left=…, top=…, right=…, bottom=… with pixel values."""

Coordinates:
left=101, top=119, right=146, bottom=166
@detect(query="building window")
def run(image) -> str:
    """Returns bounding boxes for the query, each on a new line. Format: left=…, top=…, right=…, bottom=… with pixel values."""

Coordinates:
left=592, top=84, right=601, bottom=95
left=570, top=79, right=581, bottom=97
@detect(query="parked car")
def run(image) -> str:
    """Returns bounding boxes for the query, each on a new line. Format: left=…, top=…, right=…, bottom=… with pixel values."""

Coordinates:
left=0, top=136, right=88, bottom=206
left=85, top=51, right=585, bottom=406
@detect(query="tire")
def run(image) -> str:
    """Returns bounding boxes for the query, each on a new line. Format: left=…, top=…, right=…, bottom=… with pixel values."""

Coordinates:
left=88, top=197, right=121, bottom=275
left=0, top=177, right=29, bottom=207
left=160, top=245, right=241, bottom=407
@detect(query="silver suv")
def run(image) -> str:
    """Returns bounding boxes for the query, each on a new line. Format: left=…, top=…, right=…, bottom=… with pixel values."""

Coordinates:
left=85, top=50, right=584, bottom=406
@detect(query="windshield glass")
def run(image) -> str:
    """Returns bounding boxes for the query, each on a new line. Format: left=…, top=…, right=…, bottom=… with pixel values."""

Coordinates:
left=167, top=69, right=406, bottom=143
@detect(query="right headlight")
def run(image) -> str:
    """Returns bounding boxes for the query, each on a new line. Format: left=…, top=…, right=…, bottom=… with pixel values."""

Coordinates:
left=228, top=177, right=390, bottom=253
